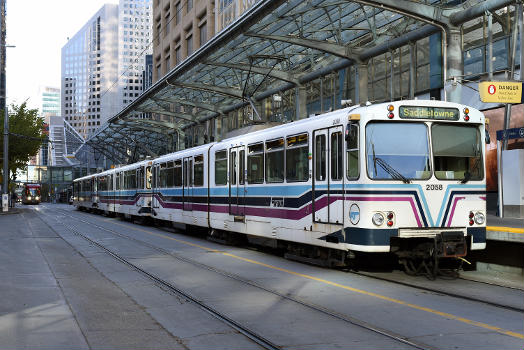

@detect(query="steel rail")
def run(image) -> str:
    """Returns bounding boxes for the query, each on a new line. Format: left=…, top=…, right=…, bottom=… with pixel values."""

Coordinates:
left=43, top=206, right=446, bottom=350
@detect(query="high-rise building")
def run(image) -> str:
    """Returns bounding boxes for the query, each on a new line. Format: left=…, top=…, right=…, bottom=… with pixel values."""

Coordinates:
left=61, top=1, right=153, bottom=139
left=61, top=4, right=119, bottom=139
left=40, top=86, right=61, bottom=123
left=118, top=0, right=153, bottom=111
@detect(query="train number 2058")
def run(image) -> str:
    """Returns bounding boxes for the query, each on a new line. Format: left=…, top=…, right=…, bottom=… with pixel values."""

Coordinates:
left=426, top=184, right=443, bottom=190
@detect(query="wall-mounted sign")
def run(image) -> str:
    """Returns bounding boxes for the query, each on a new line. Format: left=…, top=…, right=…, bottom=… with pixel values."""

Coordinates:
left=479, top=81, right=523, bottom=103
left=496, top=127, right=524, bottom=141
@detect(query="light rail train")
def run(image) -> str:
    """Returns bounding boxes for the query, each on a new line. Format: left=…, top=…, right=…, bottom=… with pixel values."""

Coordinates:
left=22, top=183, right=41, bottom=205
left=73, top=100, right=488, bottom=275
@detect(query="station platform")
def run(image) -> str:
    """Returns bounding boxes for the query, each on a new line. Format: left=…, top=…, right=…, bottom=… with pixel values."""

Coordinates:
left=486, top=213, right=524, bottom=243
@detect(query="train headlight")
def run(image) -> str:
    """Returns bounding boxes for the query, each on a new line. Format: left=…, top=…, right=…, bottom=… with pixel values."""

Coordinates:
left=372, top=212, right=385, bottom=226
left=474, top=212, right=485, bottom=225
left=27, top=196, right=32, bottom=200
left=35, top=196, right=40, bottom=200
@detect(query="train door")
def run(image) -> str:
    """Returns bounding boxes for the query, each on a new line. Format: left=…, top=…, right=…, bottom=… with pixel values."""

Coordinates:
left=312, top=126, right=344, bottom=224
left=151, top=164, right=160, bottom=209
left=183, top=157, right=193, bottom=211
left=229, top=146, right=246, bottom=216
left=145, top=165, right=153, bottom=209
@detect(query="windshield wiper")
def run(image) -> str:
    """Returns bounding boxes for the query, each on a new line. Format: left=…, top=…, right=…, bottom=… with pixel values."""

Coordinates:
left=372, top=143, right=411, bottom=184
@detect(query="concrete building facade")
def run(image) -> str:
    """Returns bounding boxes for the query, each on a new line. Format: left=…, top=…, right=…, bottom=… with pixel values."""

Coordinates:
left=152, top=0, right=215, bottom=82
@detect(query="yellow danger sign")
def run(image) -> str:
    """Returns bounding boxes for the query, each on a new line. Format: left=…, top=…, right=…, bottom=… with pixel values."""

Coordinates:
left=479, top=81, right=523, bottom=103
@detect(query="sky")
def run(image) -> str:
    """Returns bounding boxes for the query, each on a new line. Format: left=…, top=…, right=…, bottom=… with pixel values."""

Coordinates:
left=6, top=0, right=118, bottom=110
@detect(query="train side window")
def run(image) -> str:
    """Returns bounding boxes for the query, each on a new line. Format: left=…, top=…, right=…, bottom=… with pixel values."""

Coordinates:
left=286, top=133, right=309, bottom=182
left=239, top=150, right=245, bottom=185
left=331, top=132, right=343, bottom=180
left=166, top=161, right=174, bottom=187
left=194, top=155, right=204, bottom=186
left=215, top=150, right=227, bottom=185
left=230, top=151, right=237, bottom=185
left=115, top=173, right=120, bottom=190
left=174, top=160, right=182, bottom=187
left=247, top=143, right=264, bottom=184
left=265, top=138, right=284, bottom=183
left=315, top=135, right=326, bottom=181
left=159, top=163, right=168, bottom=188
left=346, top=124, right=359, bottom=179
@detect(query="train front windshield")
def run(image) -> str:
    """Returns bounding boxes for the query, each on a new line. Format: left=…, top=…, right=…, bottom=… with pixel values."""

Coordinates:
left=26, top=188, right=40, bottom=196
left=366, top=122, right=483, bottom=181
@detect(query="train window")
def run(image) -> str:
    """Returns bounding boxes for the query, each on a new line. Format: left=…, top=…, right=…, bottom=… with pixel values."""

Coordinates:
left=247, top=143, right=264, bottom=184
left=108, top=175, right=113, bottom=191
left=194, top=155, right=204, bottom=186
left=315, top=135, right=326, bottom=181
left=286, top=133, right=309, bottom=182
left=166, top=162, right=174, bottom=188
left=215, top=150, right=227, bottom=185
left=346, top=124, right=359, bottom=179
left=146, top=166, right=152, bottom=189
left=230, top=151, right=237, bottom=185
left=331, top=132, right=343, bottom=180
left=266, top=138, right=284, bottom=183
left=183, top=159, right=193, bottom=187
left=137, top=168, right=144, bottom=189
left=127, top=170, right=136, bottom=189
left=159, top=163, right=168, bottom=188
left=174, top=160, right=182, bottom=187
left=432, top=123, right=482, bottom=181
left=115, top=173, right=120, bottom=190
left=239, top=150, right=245, bottom=185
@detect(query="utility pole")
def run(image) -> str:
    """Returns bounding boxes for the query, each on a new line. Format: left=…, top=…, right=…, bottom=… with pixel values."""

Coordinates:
left=1, top=0, right=6, bottom=211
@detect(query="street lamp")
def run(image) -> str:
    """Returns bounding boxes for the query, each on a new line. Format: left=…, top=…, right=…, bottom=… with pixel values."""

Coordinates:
left=1, top=43, right=16, bottom=211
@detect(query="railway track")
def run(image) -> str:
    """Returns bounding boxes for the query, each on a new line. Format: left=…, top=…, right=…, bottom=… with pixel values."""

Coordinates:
left=37, top=206, right=437, bottom=350
left=50, top=206, right=524, bottom=314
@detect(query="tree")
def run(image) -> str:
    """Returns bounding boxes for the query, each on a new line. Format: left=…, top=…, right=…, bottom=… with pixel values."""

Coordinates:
left=0, top=102, right=45, bottom=185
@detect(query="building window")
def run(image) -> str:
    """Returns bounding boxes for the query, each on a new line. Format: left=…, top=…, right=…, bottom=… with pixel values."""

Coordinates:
left=187, top=0, right=192, bottom=12
left=199, top=23, right=207, bottom=46
left=175, top=2, right=181, bottom=25
left=186, top=35, right=193, bottom=56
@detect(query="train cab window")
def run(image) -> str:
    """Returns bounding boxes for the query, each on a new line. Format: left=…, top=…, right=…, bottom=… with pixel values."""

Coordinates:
left=315, top=135, right=326, bottom=181
left=286, top=133, right=309, bottom=182
left=346, top=124, right=359, bottom=179
left=331, top=132, right=343, bottom=180
left=247, top=143, right=264, bottom=184
left=194, top=155, right=204, bottom=186
left=146, top=166, right=152, bottom=189
left=174, top=160, right=182, bottom=186
left=265, top=138, right=284, bottom=183
left=215, top=150, right=227, bottom=185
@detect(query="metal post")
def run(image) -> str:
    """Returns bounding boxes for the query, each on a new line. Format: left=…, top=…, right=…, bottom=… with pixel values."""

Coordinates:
left=520, top=2, right=524, bottom=82
left=409, top=42, right=416, bottom=99
left=497, top=139, right=504, bottom=218
left=487, top=11, right=493, bottom=80
left=2, top=107, right=7, bottom=193
left=390, top=51, right=394, bottom=101
left=502, top=6, right=519, bottom=150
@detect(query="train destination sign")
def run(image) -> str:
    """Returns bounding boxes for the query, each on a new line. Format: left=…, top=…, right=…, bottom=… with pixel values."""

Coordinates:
left=399, top=106, right=459, bottom=120
left=479, top=81, right=523, bottom=103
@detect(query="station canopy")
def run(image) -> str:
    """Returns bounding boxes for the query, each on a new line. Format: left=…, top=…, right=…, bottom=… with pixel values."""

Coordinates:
left=85, top=0, right=513, bottom=165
